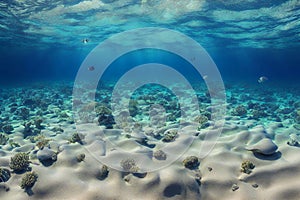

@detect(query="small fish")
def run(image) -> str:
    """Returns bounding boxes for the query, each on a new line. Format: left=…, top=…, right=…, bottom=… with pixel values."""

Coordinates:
left=82, top=38, right=89, bottom=44
left=88, top=66, right=95, bottom=71
left=203, top=75, right=208, bottom=80
left=258, top=76, right=268, bottom=83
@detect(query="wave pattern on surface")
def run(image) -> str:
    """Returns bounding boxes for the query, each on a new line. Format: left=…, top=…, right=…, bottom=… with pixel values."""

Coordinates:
left=0, top=0, right=299, bottom=48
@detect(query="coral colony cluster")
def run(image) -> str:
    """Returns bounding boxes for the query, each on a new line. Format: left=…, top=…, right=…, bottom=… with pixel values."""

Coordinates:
left=0, top=80, right=299, bottom=198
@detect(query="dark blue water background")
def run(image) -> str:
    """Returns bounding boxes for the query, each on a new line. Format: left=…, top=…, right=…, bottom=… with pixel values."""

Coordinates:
left=0, top=44, right=299, bottom=87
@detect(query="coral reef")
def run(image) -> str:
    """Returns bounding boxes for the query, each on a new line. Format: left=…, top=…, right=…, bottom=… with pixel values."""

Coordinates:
left=153, top=150, right=167, bottom=160
left=23, top=121, right=40, bottom=138
left=98, top=114, right=115, bottom=129
left=194, top=115, right=209, bottom=130
left=183, top=156, right=200, bottom=170
left=232, top=105, right=247, bottom=116
left=69, top=132, right=83, bottom=144
left=162, top=129, right=178, bottom=142
left=251, top=109, right=267, bottom=120
left=9, top=152, right=30, bottom=172
left=34, top=135, right=51, bottom=149
left=120, top=158, right=139, bottom=173
left=240, top=160, right=255, bottom=174
left=0, top=168, right=11, bottom=182
left=20, top=171, right=38, bottom=190
left=23, top=121, right=33, bottom=136
left=95, top=105, right=115, bottom=129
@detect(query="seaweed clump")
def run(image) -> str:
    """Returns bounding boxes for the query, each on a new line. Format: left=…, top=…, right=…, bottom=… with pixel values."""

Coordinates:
left=183, top=156, right=200, bottom=170
left=240, top=160, right=255, bottom=174
left=0, top=168, right=11, bottom=182
left=20, top=171, right=38, bottom=190
left=9, top=152, right=30, bottom=172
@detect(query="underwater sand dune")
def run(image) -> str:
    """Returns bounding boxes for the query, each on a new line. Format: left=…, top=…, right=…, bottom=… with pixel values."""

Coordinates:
left=0, top=82, right=300, bottom=199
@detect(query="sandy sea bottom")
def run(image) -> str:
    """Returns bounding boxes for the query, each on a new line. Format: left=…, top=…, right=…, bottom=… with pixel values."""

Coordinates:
left=0, top=81, right=300, bottom=200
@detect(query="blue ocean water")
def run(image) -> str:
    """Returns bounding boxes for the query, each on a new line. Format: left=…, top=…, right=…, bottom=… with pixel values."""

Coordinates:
left=0, top=0, right=299, bottom=86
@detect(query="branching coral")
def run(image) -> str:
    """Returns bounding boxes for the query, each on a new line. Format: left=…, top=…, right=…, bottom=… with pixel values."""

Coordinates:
left=9, top=152, right=30, bottom=172
left=20, top=171, right=38, bottom=190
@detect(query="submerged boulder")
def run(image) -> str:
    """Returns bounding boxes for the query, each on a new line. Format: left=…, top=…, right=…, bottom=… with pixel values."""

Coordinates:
left=37, top=147, right=57, bottom=166
left=246, top=138, right=278, bottom=155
